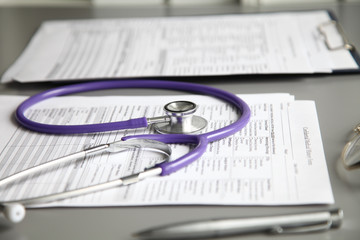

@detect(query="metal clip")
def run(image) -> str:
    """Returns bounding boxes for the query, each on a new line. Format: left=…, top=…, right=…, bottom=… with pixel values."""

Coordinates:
left=270, top=209, right=343, bottom=234
left=270, top=221, right=332, bottom=234
left=318, top=20, right=355, bottom=51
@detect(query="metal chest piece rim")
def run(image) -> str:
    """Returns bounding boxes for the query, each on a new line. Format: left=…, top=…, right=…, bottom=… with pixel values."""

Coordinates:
left=154, top=100, right=208, bottom=134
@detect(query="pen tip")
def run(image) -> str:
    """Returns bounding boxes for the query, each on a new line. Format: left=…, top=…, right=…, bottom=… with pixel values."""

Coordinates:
left=132, top=231, right=147, bottom=239
left=330, top=208, right=344, bottom=228
left=132, top=233, right=142, bottom=239
left=132, top=229, right=160, bottom=240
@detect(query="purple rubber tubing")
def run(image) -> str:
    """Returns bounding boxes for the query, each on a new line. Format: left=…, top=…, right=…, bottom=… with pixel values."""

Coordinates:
left=16, top=80, right=251, bottom=175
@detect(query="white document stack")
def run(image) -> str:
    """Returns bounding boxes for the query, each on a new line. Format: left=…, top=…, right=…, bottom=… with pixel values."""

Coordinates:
left=1, top=10, right=358, bottom=83
left=0, top=93, right=333, bottom=207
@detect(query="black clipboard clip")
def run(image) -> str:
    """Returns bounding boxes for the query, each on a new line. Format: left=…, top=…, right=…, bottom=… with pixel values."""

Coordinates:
left=318, top=20, right=355, bottom=51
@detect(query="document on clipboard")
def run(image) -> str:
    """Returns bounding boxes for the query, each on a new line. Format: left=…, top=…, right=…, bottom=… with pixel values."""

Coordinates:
left=1, top=10, right=359, bottom=83
left=0, top=94, right=333, bottom=206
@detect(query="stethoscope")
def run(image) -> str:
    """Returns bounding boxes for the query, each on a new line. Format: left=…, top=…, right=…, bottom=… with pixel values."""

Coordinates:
left=0, top=80, right=250, bottom=224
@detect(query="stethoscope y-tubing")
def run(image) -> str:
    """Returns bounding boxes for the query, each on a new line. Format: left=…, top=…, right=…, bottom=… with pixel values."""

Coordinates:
left=123, top=134, right=209, bottom=176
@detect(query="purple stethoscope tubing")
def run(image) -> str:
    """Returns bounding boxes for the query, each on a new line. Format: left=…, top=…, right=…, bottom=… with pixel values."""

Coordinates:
left=16, top=80, right=251, bottom=175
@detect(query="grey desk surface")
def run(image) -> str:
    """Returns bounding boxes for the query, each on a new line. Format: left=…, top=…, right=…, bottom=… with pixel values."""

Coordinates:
left=1, top=2, right=360, bottom=240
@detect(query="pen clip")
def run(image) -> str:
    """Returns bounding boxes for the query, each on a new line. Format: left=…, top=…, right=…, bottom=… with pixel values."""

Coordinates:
left=270, top=220, right=332, bottom=234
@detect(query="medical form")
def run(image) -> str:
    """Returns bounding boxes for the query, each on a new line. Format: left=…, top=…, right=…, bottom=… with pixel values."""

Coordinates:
left=0, top=93, right=333, bottom=207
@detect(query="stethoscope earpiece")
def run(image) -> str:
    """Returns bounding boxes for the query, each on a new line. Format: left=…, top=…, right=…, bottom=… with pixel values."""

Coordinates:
left=0, top=203, right=26, bottom=223
left=154, top=100, right=208, bottom=134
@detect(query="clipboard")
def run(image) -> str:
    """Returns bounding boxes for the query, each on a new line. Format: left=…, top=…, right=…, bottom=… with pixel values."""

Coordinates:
left=1, top=10, right=359, bottom=83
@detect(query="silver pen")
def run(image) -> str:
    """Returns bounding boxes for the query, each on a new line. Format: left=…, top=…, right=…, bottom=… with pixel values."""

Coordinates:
left=134, top=209, right=343, bottom=239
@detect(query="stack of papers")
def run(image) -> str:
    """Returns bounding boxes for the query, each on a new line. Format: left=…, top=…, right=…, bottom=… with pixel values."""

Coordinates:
left=0, top=93, right=333, bottom=207
left=1, top=10, right=359, bottom=83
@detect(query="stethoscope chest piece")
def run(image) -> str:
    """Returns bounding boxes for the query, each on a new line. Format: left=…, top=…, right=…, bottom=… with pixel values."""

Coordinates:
left=154, top=101, right=208, bottom=134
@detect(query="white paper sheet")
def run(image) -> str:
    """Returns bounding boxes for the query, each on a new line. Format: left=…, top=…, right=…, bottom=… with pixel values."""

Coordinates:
left=0, top=94, right=333, bottom=206
left=1, top=10, right=358, bottom=83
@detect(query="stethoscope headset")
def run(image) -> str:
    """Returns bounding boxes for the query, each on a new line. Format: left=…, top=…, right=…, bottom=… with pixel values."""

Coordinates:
left=0, top=79, right=251, bottom=224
